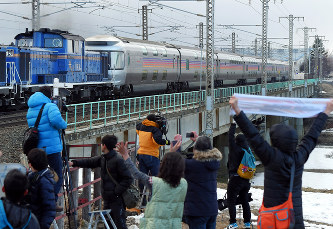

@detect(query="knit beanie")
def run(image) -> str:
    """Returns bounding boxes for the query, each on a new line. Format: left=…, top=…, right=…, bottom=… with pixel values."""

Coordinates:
left=194, top=136, right=213, bottom=152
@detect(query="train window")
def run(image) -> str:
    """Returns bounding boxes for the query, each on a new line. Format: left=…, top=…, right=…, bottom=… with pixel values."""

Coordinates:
left=109, top=51, right=125, bottom=70
left=67, top=40, right=73, bottom=53
left=162, top=49, right=167, bottom=57
left=6, top=49, right=14, bottom=57
left=186, top=59, right=190, bottom=70
left=153, top=48, right=158, bottom=56
left=141, top=46, right=148, bottom=55
left=152, top=70, right=158, bottom=81
left=18, top=39, right=33, bottom=47
left=45, top=38, right=63, bottom=48
left=162, top=70, right=167, bottom=80
left=194, top=71, right=198, bottom=79
left=142, top=71, right=148, bottom=81
left=74, top=41, right=80, bottom=54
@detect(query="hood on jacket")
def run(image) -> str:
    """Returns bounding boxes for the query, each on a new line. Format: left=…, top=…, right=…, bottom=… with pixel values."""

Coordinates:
left=27, top=92, right=51, bottom=108
left=2, top=198, right=31, bottom=229
left=142, top=119, right=159, bottom=128
left=193, top=148, right=222, bottom=161
left=270, top=123, right=298, bottom=154
left=235, top=134, right=249, bottom=149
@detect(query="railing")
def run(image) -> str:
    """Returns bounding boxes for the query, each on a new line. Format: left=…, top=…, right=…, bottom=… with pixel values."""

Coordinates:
left=65, top=79, right=318, bottom=133
left=54, top=144, right=101, bottom=229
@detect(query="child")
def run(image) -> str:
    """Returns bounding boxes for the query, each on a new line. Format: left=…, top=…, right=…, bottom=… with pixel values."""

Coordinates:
left=27, top=148, right=56, bottom=229
left=0, top=169, right=40, bottom=228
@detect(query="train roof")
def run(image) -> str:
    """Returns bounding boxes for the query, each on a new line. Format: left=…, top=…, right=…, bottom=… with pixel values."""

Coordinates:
left=15, top=28, right=84, bottom=41
left=86, top=35, right=288, bottom=65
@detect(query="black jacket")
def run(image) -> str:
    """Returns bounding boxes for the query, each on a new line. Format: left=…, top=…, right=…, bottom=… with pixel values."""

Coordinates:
left=184, top=148, right=222, bottom=217
left=1, top=198, right=40, bottom=229
left=72, top=150, right=133, bottom=202
left=234, top=111, right=328, bottom=228
left=28, top=168, right=56, bottom=229
left=228, top=123, right=249, bottom=177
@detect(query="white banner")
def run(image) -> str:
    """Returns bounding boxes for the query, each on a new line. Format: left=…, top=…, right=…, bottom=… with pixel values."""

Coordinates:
left=230, top=93, right=330, bottom=118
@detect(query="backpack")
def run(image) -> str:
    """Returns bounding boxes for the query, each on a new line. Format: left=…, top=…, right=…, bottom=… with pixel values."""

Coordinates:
left=237, top=147, right=256, bottom=179
left=0, top=199, right=31, bottom=229
left=22, top=104, right=46, bottom=155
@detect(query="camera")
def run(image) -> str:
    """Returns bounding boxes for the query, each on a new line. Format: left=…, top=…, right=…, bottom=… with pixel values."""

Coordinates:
left=155, top=114, right=168, bottom=135
left=186, top=132, right=194, bottom=138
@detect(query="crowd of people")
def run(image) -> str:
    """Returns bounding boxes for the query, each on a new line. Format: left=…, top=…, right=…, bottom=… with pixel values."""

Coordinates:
left=0, top=86, right=332, bottom=229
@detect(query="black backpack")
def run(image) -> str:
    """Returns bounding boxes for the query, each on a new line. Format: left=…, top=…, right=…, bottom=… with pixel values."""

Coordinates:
left=22, top=104, right=46, bottom=155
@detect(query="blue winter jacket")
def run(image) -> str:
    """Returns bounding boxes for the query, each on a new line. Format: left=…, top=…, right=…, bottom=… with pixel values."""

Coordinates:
left=27, top=92, right=67, bottom=155
left=184, top=148, right=222, bottom=217
left=28, top=168, right=56, bottom=229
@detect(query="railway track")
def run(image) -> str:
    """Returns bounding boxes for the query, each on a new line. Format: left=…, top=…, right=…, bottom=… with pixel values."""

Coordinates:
left=0, top=112, right=27, bottom=128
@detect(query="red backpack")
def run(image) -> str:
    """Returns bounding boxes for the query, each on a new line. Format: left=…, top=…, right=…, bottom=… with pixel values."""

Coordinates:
left=257, top=162, right=295, bottom=229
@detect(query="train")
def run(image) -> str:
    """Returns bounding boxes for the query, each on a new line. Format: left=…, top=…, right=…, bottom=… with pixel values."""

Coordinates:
left=0, top=28, right=289, bottom=108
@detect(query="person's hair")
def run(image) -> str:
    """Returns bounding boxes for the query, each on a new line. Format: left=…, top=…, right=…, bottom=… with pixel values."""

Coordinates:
left=146, top=114, right=156, bottom=122
left=4, top=169, right=28, bottom=203
left=102, top=135, right=118, bottom=151
left=39, top=86, right=52, bottom=98
left=28, top=148, right=49, bottom=171
left=158, top=152, right=185, bottom=188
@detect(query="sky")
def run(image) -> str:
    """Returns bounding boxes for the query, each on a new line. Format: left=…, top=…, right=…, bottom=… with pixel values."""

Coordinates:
left=0, top=0, right=332, bottom=55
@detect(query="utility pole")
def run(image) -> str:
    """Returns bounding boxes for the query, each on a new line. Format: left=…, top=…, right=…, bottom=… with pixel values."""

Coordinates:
left=279, top=15, right=304, bottom=95
left=232, top=32, right=236, bottom=53
left=143, top=0, right=214, bottom=142
left=205, top=0, right=215, bottom=141
left=138, top=5, right=152, bottom=40
left=261, top=0, right=270, bottom=96
left=198, top=22, right=204, bottom=103
left=32, top=0, right=40, bottom=31
left=299, top=27, right=316, bottom=79
left=254, top=38, right=258, bottom=56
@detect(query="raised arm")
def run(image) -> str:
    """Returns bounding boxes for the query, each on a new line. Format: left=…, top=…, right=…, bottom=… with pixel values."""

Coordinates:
left=296, top=99, right=333, bottom=165
left=117, top=142, right=152, bottom=189
left=228, top=123, right=237, bottom=151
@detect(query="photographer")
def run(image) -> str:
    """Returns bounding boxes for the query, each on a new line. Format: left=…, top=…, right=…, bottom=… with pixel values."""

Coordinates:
left=26, top=86, right=67, bottom=202
left=170, top=132, right=222, bottom=229
left=136, top=114, right=169, bottom=204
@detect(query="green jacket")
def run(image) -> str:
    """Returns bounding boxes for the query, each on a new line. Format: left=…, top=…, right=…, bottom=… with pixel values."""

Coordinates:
left=140, top=177, right=187, bottom=229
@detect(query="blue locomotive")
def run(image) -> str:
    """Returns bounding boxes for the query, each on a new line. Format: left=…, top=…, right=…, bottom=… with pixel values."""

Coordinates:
left=0, top=28, right=290, bottom=108
left=0, top=28, right=110, bottom=107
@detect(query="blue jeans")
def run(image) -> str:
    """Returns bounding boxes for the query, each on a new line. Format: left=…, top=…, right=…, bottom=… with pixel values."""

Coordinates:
left=138, top=154, right=160, bottom=177
left=47, top=152, right=63, bottom=201
left=185, top=215, right=217, bottom=229
left=137, top=154, right=160, bottom=202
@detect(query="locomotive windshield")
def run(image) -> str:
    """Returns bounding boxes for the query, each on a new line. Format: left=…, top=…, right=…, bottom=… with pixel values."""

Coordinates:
left=45, top=38, right=63, bottom=48
left=108, top=51, right=125, bottom=70
left=18, top=39, right=33, bottom=47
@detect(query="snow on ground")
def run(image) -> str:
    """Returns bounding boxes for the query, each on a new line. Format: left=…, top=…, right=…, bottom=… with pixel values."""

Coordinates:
left=218, top=187, right=333, bottom=227
left=251, top=171, right=333, bottom=190
left=305, top=147, right=333, bottom=170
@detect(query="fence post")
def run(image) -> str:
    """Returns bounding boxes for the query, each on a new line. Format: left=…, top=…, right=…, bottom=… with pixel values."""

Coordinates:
left=71, top=168, right=79, bottom=223
left=82, top=167, right=91, bottom=222
left=94, top=139, right=102, bottom=210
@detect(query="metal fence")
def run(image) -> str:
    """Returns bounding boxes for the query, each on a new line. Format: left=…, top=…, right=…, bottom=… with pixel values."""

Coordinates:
left=65, top=79, right=317, bottom=132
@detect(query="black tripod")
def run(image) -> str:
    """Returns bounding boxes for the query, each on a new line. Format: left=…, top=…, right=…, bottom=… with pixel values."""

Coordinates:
left=61, top=130, right=78, bottom=228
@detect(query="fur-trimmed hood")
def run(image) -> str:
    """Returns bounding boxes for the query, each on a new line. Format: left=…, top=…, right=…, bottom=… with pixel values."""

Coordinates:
left=193, top=148, right=222, bottom=162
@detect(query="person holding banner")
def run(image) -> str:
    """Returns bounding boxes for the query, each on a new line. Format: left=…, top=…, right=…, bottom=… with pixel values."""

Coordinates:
left=229, top=95, right=333, bottom=228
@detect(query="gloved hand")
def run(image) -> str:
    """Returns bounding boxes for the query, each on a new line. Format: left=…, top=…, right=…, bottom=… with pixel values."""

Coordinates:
left=165, top=140, right=170, bottom=145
